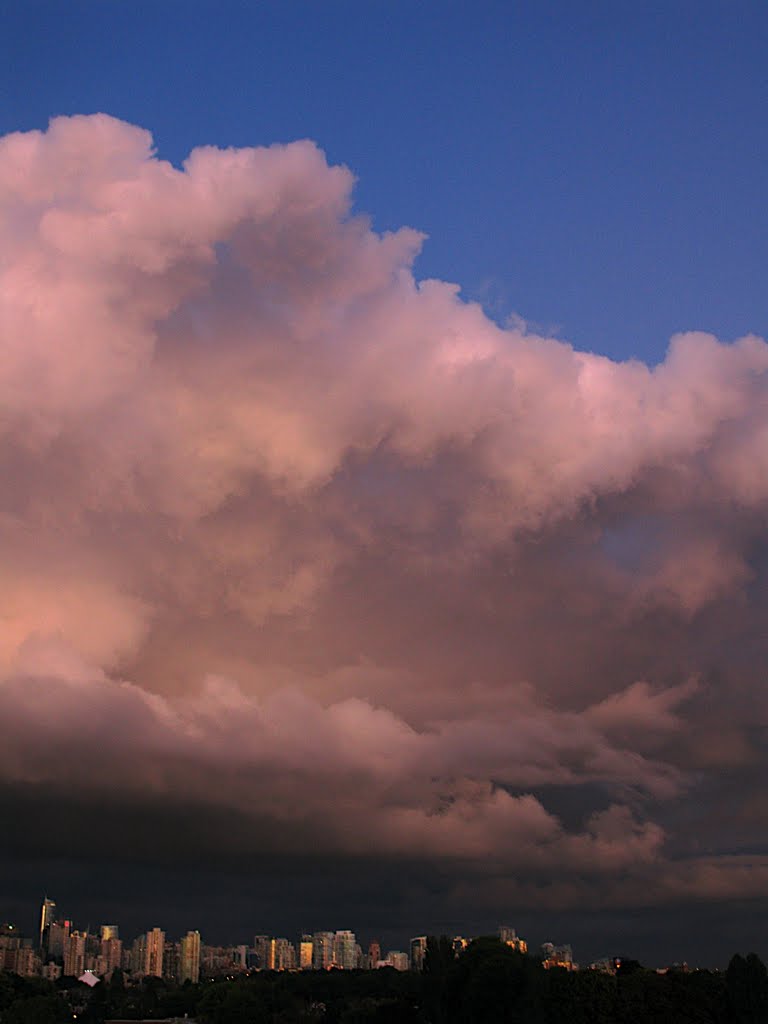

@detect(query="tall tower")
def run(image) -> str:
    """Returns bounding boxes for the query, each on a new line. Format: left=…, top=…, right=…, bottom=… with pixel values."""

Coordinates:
left=46, top=920, right=71, bottom=963
left=299, top=935, right=313, bottom=970
left=179, top=930, right=201, bottom=984
left=252, top=935, right=270, bottom=970
left=63, top=932, right=87, bottom=978
left=312, top=931, right=334, bottom=970
left=272, top=938, right=296, bottom=971
left=144, top=928, right=165, bottom=978
left=128, top=933, right=144, bottom=976
left=99, top=934, right=123, bottom=977
left=39, top=898, right=56, bottom=953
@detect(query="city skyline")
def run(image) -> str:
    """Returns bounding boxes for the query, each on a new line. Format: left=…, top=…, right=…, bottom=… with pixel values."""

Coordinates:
left=0, top=895, right=742, bottom=975
left=2, top=2, right=768, bottom=970
left=0, top=895, right=665, bottom=977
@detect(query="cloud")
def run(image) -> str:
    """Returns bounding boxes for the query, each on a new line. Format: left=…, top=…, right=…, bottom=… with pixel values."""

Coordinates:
left=1, top=114, right=768, bottom=916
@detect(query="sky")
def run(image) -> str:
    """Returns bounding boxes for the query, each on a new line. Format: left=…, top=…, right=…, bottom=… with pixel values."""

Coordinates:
left=1, top=1, right=768, bottom=967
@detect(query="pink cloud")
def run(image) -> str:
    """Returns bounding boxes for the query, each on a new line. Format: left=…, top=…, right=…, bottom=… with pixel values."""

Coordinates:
left=1, top=114, right=767, bottom=906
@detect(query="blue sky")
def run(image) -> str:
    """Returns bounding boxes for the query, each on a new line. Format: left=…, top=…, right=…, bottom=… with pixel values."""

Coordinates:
left=3, top=0, right=767, bottom=364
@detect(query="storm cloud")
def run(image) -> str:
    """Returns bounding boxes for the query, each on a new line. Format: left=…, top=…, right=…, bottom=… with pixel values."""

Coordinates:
left=2, top=115, right=768, bottom=950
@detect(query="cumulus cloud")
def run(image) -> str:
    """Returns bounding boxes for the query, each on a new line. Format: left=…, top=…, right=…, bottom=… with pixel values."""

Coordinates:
left=1, top=114, right=768, bottom=912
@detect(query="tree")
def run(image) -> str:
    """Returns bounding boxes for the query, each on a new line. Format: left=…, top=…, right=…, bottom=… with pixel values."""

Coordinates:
left=444, top=937, right=543, bottom=1024
left=727, top=953, right=768, bottom=1024
left=422, top=935, right=454, bottom=1024
left=3, top=995, right=67, bottom=1024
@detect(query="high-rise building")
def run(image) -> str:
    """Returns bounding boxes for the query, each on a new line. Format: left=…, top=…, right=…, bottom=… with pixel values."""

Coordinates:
left=39, top=899, right=56, bottom=953
left=252, top=935, right=270, bottom=970
left=386, top=951, right=409, bottom=971
left=130, top=934, right=146, bottom=976
left=312, top=932, right=334, bottom=970
left=163, top=942, right=180, bottom=983
left=410, top=936, right=428, bottom=971
left=179, top=930, right=201, bottom=983
left=299, top=936, right=313, bottom=970
left=99, top=935, right=123, bottom=977
left=332, top=931, right=357, bottom=970
left=100, top=925, right=119, bottom=942
left=46, top=920, right=71, bottom=963
left=0, top=926, right=26, bottom=976
left=85, top=931, right=100, bottom=964
left=273, top=938, right=296, bottom=971
left=11, top=947, right=40, bottom=978
left=144, top=928, right=165, bottom=978
left=367, top=941, right=381, bottom=970
left=63, top=932, right=87, bottom=978
left=0, top=923, right=21, bottom=953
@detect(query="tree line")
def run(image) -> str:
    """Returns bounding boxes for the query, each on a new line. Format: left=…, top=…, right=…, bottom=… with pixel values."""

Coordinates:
left=1, top=937, right=767, bottom=1023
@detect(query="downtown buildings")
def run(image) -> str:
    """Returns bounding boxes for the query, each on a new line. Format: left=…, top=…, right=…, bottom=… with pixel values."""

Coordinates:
left=0, top=895, right=577, bottom=984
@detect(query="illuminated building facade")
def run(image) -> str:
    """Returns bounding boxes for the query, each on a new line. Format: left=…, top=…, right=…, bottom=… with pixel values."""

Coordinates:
left=499, top=925, right=528, bottom=954
left=38, top=899, right=56, bottom=953
left=179, top=930, right=201, bottom=983
left=312, top=931, right=334, bottom=970
left=386, top=951, right=409, bottom=971
left=145, top=929, right=167, bottom=974
left=367, top=941, right=381, bottom=969
left=541, top=942, right=575, bottom=970
left=299, top=936, right=313, bottom=970
left=45, top=920, right=71, bottom=963
left=63, top=932, right=86, bottom=977
left=332, top=930, right=358, bottom=970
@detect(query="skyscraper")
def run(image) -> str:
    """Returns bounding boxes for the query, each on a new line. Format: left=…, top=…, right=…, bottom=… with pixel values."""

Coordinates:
left=332, top=931, right=358, bottom=970
left=163, top=942, right=180, bottom=983
left=144, top=928, right=165, bottom=978
left=272, top=938, right=296, bottom=971
left=367, top=941, right=381, bottom=969
left=130, top=934, right=146, bottom=976
left=10, top=947, right=39, bottom=978
left=299, top=936, right=313, bottom=970
left=179, top=930, right=201, bottom=984
left=46, top=920, right=71, bottom=963
left=63, top=932, right=87, bottom=978
left=38, top=898, right=56, bottom=953
left=99, top=935, right=123, bottom=978
left=312, top=931, right=334, bottom=970
left=252, top=935, right=270, bottom=970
